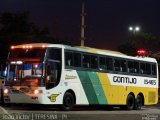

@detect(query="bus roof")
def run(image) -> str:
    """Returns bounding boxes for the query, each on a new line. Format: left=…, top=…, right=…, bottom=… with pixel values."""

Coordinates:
left=11, top=43, right=157, bottom=63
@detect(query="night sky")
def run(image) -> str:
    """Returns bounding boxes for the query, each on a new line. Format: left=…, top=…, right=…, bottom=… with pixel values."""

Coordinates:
left=0, top=0, right=160, bottom=50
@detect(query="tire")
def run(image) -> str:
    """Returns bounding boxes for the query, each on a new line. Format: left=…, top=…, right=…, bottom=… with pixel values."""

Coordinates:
left=126, top=94, right=135, bottom=110
left=62, top=92, right=75, bottom=111
left=134, top=95, right=143, bottom=110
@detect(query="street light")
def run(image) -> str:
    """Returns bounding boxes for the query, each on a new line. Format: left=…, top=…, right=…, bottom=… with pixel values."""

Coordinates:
left=129, top=26, right=140, bottom=34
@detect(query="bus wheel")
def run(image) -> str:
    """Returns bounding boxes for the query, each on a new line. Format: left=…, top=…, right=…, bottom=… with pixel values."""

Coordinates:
left=134, top=95, right=142, bottom=110
left=62, top=92, right=75, bottom=111
left=126, top=94, right=135, bottom=110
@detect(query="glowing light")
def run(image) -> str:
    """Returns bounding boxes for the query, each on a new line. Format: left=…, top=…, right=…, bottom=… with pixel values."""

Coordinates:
left=16, top=61, right=23, bottom=64
left=34, top=64, right=38, bottom=69
left=4, top=89, right=9, bottom=94
left=29, top=45, right=33, bottom=48
left=11, top=46, right=15, bottom=49
left=129, top=26, right=140, bottom=34
left=135, top=26, right=140, bottom=31
left=10, top=61, right=23, bottom=64
left=26, top=45, right=29, bottom=49
left=22, top=45, right=26, bottom=49
left=137, top=49, right=147, bottom=56
left=42, top=45, right=45, bottom=48
left=129, top=27, right=133, bottom=31
left=34, top=90, right=39, bottom=94
left=10, top=61, right=16, bottom=64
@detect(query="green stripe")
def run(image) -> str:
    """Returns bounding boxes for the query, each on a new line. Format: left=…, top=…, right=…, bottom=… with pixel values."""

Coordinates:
left=88, top=72, right=107, bottom=104
left=77, top=71, right=107, bottom=105
left=77, top=71, right=98, bottom=104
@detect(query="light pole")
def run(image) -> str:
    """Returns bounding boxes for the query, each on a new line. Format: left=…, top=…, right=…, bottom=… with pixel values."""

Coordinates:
left=129, top=26, right=140, bottom=35
left=80, top=0, right=86, bottom=46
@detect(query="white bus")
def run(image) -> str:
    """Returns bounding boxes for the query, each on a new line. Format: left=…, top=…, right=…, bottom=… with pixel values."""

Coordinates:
left=3, top=43, right=159, bottom=110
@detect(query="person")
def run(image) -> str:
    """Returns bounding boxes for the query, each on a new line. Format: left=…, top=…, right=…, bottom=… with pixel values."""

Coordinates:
left=0, top=80, right=4, bottom=105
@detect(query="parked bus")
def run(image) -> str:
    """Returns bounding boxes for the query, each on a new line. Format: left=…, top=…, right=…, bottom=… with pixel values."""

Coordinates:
left=3, top=43, right=159, bottom=110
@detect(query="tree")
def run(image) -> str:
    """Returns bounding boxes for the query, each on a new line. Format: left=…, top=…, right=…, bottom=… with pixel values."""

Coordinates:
left=118, top=32, right=160, bottom=56
left=0, top=11, right=68, bottom=63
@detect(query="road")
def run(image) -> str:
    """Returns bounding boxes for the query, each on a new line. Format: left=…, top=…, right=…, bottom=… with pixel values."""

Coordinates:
left=0, top=105, right=160, bottom=120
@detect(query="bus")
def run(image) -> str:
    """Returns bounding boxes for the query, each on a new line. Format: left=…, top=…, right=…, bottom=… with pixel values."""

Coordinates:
left=3, top=43, right=159, bottom=110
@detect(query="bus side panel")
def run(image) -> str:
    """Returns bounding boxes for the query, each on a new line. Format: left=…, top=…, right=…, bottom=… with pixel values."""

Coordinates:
left=63, top=70, right=89, bottom=105
left=77, top=71, right=107, bottom=105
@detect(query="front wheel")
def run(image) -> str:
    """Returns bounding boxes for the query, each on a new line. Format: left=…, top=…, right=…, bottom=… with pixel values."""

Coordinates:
left=62, top=92, right=75, bottom=111
left=134, top=95, right=143, bottom=110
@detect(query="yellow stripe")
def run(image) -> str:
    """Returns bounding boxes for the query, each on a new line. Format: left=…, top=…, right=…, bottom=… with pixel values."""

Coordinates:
left=97, top=72, right=120, bottom=104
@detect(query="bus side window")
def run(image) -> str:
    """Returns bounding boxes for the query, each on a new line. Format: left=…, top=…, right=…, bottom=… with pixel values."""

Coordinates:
left=151, top=64, right=156, bottom=76
left=99, top=57, right=106, bottom=70
left=121, top=60, right=127, bottom=72
left=140, top=63, right=145, bottom=74
left=83, top=54, right=90, bottom=68
left=134, top=62, right=139, bottom=73
left=65, top=52, right=73, bottom=67
left=73, top=53, right=81, bottom=67
left=106, top=57, right=113, bottom=71
left=128, top=61, right=134, bottom=73
left=114, top=59, right=120, bottom=71
left=91, top=56, right=98, bottom=69
left=146, top=63, right=151, bottom=75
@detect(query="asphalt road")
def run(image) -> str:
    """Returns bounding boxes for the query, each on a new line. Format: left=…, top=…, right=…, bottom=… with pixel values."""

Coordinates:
left=0, top=105, right=160, bottom=120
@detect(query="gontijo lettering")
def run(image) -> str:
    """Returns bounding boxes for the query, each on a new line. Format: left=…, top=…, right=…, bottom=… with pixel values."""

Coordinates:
left=113, top=76, right=137, bottom=84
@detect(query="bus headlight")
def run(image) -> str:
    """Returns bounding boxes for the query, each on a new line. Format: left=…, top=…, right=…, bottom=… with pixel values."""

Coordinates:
left=33, top=90, right=42, bottom=95
left=4, top=89, right=9, bottom=94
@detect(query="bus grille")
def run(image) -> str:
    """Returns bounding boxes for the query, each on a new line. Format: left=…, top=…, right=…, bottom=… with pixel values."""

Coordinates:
left=19, top=87, right=30, bottom=93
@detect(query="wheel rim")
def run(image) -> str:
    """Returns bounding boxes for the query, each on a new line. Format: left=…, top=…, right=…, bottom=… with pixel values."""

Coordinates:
left=63, top=94, right=74, bottom=109
left=64, top=96, right=72, bottom=107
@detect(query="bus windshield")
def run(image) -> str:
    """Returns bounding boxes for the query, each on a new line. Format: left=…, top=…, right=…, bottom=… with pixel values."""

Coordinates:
left=9, top=48, right=46, bottom=60
left=5, top=63, right=44, bottom=86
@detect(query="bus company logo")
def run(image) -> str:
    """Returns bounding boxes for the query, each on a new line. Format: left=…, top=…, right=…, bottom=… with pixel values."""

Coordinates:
left=48, top=94, right=59, bottom=102
left=144, top=79, right=156, bottom=85
left=113, top=76, right=137, bottom=84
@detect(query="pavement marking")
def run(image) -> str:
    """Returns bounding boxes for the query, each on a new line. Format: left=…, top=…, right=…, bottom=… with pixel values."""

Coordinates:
left=0, top=106, right=10, bottom=114
left=0, top=106, right=15, bottom=120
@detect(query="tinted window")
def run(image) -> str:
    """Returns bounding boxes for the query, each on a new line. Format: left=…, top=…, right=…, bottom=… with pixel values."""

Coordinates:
left=134, top=62, right=139, bottom=73
left=114, top=59, right=121, bottom=71
left=47, top=48, right=61, bottom=61
left=73, top=53, right=81, bottom=67
left=128, top=61, right=139, bottom=73
left=128, top=61, right=134, bottom=73
left=83, top=54, right=90, bottom=68
left=152, top=64, right=156, bottom=75
left=114, top=59, right=126, bottom=72
left=146, top=63, right=151, bottom=75
left=99, top=57, right=106, bottom=70
left=91, top=56, right=98, bottom=69
left=140, top=63, right=151, bottom=75
left=65, top=52, right=73, bottom=66
left=106, top=57, right=113, bottom=71
left=10, top=48, right=46, bottom=59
